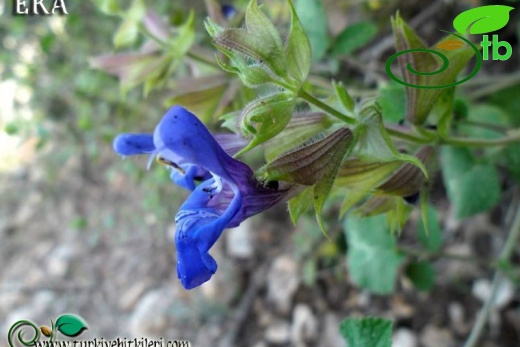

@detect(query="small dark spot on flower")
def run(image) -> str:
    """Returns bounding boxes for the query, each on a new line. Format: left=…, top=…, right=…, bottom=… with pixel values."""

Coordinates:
left=403, top=193, right=420, bottom=205
left=265, top=180, right=279, bottom=190
left=194, top=176, right=205, bottom=181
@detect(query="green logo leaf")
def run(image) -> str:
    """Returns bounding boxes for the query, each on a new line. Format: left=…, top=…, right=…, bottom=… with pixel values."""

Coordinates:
left=453, top=5, right=514, bottom=35
left=55, top=315, right=88, bottom=337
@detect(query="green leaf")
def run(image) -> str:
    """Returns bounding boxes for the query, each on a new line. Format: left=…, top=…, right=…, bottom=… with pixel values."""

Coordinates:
left=405, top=261, right=435, bottom=291
left=441, top=147, right=501, bottom=219
left=344, top=214, right=405, bottom=294
left=91, top=0, right=120, bottom=15
left=288, top=186, right=315, bottom=224
left=55, top=315, right=88, bottom=337
left=459, top=104, right=509, bottom=140
left=302, top=259, right=317, bottom=286
left=40, top=34, right=56, bottom=54
left=171, top=11, right=195, bottom=57
left=504, top=143, right=520, bottom=183
left=332, top=21, right=377, bottom=56
left=166, top=75, right=228, bottom=121
left=378, top=83, right=405, bottom=124
left=112, top=0, right=145, bottom=48
left=113, top=19, right=139, bottom=48
left=5, top=122, right=19, bottom=135
left=340, top=317, right=393, bottom=347
left=294, top=0, right=330, bottom=61
left=286, top=0, right=312, bottom=85
left=332, top=80, right=355, bottom=114
left=453, top=5, right=514, bottom=35
left=489, top=84, right=520, bottom=126
left=417, top=204, right=442, bottom=252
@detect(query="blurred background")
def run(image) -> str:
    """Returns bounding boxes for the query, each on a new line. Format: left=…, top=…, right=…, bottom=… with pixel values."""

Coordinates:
left=1, top=0, right=519, bottom=346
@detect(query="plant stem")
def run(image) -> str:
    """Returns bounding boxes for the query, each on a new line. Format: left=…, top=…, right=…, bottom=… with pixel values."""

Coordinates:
left=463, top=202, right=520, bottom=347
left=186, top=50, right=220, bottom=69
left=297, top=90, right=520, bottom=147
left=385, top=126, right=432, bottom=144
left=460, top=120, right=509, bottom=134
left=440, top=131, right=520, bottom=147
left=298, top=90, right=357, bottom=125
left=467, top=70, right=520, bottom=100
left=398, top=246, right=493, bottom=267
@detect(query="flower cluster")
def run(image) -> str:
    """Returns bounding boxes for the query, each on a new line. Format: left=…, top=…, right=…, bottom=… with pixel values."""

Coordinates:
left=113, top=106, right=292, bottom=289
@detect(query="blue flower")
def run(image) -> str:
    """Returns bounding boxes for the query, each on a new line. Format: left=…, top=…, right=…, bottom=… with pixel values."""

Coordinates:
left=113, top=106, right=292, bottom=289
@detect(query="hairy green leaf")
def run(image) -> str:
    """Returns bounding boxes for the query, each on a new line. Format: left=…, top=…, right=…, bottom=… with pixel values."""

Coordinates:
left=332, top=21, right=377, bottom=56
left=344, top=214, right=405, bottom=294
left=441, top=147, right=501, bottom=219
left=294, top=0, right=330, bottom=61
left=286, top=0, right=312, bottom=85
left=406, top=261, right=435, bottom=291
left=340, top=317, right=393, bottom=347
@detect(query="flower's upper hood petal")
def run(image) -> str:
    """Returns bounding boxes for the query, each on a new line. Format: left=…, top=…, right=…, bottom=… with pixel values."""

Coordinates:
left=153, top=106, right=242, bottom=184
left=113, top=133, right=155, bottom=156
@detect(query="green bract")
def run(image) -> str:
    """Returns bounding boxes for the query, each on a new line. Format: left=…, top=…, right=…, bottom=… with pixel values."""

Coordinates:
left=388, top=13, right=477, bottom=125
left=237, top=92, right=296, bottom=153
left=285, top=0, right=312, bottom=86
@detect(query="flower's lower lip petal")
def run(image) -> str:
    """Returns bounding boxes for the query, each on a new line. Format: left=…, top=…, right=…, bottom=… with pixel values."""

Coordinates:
left=176, top=243, right=217, bottom=290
